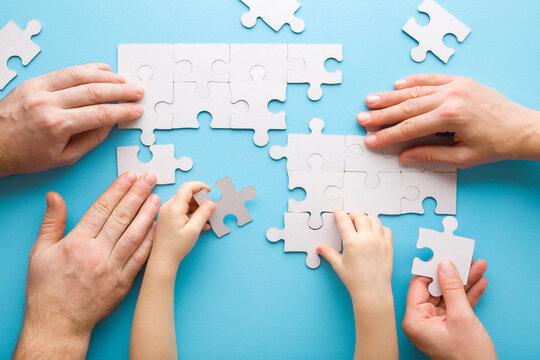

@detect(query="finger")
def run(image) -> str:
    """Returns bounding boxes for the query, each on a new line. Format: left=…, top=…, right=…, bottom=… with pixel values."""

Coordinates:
left=60, top=127, right=112, bottom=165
left=438, top=260, right=473, bottom=317
left=56, top=83, right=144, bottom=108
left=464, top=259, right=488, bottom=292
left=98, top=173, right=157, bottom=247
left=383, top=227, right=393, bottom=246
left=42, top=64, right=126, bottom=91
left=111, top=194, right=161, bottom=267
left=76, top=172, right=138, bottom=237
left=363, top=86, right=440, bottom=110
left=36, top=192, right=67, bottom=249
left=466, top=277, right=488, bottom=309
left=333, top=210, right=356, bottom=243
left=122, top=221, right=156, bottom=283
left=394, top=74, right=456, bottom=90
left=185, top=201, right=216, bottom=234
left=173, top=181, right=212, bottom=206
left=350, top=212, right=371, bottom=233
left=62, top=103, right=144, bottom=134
left=84, top=63, right=111, bottom=71
left=406, top=276, right=432, bottom=306
left=316, top=244, right=341, bottom=269
left=367, top=215, right=383, bottom=234
left=400, top=145, right=473, bottom=169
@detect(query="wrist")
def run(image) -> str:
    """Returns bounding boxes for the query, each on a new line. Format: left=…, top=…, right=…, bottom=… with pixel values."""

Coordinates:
left=510, top=109, right=540, bottom=161
left=352, top=293, right=395, bottom=313
left=146, top=254, right=181, bottom=282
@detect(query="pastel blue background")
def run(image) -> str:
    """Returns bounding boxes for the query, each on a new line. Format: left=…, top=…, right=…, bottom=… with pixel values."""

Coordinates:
left=1, top=0, right=539, bottom=358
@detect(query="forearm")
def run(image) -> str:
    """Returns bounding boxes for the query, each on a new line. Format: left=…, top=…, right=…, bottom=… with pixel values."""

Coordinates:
left=511, top=108, right=540, bottom=162
left=352, top=297, right=399, bottom=360
left=130, top=258, right=179, bottom=360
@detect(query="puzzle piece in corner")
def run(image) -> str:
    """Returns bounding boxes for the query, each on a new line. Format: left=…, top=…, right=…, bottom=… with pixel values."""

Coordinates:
left=193, top=176, right=257, bottom=238
left=411, top=217, right=475, bottom=296
left=0, top=20, right=41, bottom=90
left=239, top=0, right=305, bottom=33
left=117, top=144, right=193, bottom=185
left=402, top=0, right=471, bottom=63
left=267, top=212, right=341, bottom=269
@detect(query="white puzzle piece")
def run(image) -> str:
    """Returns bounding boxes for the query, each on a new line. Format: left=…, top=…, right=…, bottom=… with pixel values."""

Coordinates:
left=287, top=44, right=343, bottom=101
left=287, top=154, right=344, bottom=230
left=401, top=171, right=457, bottom=215
left=402, top=0, right=471, bottom=63
left=267, top=212, right=341, bottom=269
left=0, top=20, right=41, bottom=90
left=173, top=44, right=230, bottom=98
left=411, top=217, right=475, bottom=296
left=193, top=176, right=257, bottom=238
left=117, top=144, right=193, bottom=185
left=239, top=0, right=305, bottom=33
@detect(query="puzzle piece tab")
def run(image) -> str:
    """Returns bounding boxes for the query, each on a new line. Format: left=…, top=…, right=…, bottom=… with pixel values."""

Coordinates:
left=402, top=0, right=471, bottom=63
left=411, top=217, right=475, bottom=296
left=239, top=0, right=305, bottom=33
left=194, top=176, right=257, bottom=238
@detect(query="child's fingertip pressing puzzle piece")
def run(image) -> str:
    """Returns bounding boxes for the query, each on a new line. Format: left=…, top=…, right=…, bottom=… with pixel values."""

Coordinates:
left=239, top=0, right=305, bottom=33
left=0, top=20, right=42, bottom=90
left=194, top=176, right=257, bottom=238
left=402, top=0, right=471, bottom=63
left=411, top=217, right=475, bottom=297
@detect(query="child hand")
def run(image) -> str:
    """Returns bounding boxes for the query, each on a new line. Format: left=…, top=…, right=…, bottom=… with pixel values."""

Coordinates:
left=317, top=210, right=394, bottom=301
left=149, top=182, right=216, bottom=268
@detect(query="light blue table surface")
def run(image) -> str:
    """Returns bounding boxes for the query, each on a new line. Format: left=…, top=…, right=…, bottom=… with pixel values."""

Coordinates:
left=1, top=0, right=539, bottom=359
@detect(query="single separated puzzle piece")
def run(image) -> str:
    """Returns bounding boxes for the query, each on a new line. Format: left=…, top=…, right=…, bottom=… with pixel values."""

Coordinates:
left=0, top=20, right=41, bottom=90
left=117, top=144, right=193, bottom=185
left=267, top=213, right=341, bottom=269
left=193, top=176, right=257, bottom=238
left=239, top=0, right=305, bottom=33
left=402, top=0, right=471, bottom=63
left=412, top=217, right=475, bottom=297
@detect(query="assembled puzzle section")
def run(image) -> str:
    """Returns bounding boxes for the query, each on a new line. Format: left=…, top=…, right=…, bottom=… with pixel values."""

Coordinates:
left=402, top=0, right=471, bottom=63
left=0, top=20, right=42, bottom=90
left=411, top=217, right=475, bottom=296
left=239, top=0, right=305, bottom=33
left=194, top=176, right=257, bottom=238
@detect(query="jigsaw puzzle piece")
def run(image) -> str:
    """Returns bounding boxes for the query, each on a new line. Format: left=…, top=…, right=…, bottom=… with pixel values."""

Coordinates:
left=117, top=144, right=193, bottom=185
left=239, top=0, right=305, bottom=33
left=402, top=0, right=471, bottom=63
left=267, top=213, right=341, bottom=269
left=411, top=217, right=475, bottom=296
left=0, top=20, right=42, bottom=90
left=287, top=44, right=343, bottom=101
left=173, top=44, right=230, bottom=98
left=194, top=176, right=257, bottom=238
left=401, top=171, right=457, bottom=215
left=287, top=154, right=344, bottom=230
left=117, top=44, right=175, bottom=145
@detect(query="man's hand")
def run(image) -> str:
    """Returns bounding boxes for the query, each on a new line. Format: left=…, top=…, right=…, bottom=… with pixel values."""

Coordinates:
left=14, top=172, right=160, bottom=359
left=357, top=74, right=540, bottom=168
left=0, top=63, right=144, bottom=177
left=402, top=259, right=497, bottom=360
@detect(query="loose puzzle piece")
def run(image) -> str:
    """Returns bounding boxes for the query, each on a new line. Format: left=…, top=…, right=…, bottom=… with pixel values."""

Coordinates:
left=155, top=82, right=247, bottom=129
left=193, top=176, right=257, bottom=238
left=288, top=154, right=344, bottom=230
left=270, top=118, right=359, bottom=172
left=267, top=212, right=341, bottom=269
left=402, top=0, right=471, bottom=63
left=117, top=144, right=193, bottom=185
left=239, top=0, right=305, bottom=33
left=287, top=44, right=343, bottom=101
left=173, top=44, right=230, bottom=98
left=230, top=66, right=287, bottom=146
left=411, top=217, right=475, bottom=296
left=117, top=44, right=175, bottom=145
left=0, top=20, right=41, bottom=90
left=402, top=171, right=457, bottom=215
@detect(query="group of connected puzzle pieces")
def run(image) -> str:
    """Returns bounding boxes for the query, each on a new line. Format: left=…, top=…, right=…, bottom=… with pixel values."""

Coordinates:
left=267, top=118, right=458, bottom=269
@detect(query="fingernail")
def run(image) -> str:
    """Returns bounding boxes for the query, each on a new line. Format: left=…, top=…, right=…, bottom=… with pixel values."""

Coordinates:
left=357, top=112, right=371, bottom=124
left=125, top=171, right=137, bottom=182
left=365, top=134, right=377, bottom=146
left=204, top=201, right=216, bottom=211
left=97, top=63, right=110, bottom=71
left=143, top=173, right=157, bottom=186
left=133, top=104, right=144, bottom=115
left=132, top=84, right=144, bottom=96
left=400, top=157, right=415, bottom=164
left=115, top=74, right=126, bottom=83
left=316, top=246, right=322, bottom=254
left=395, top=79, right=407, bottom=87
left=365, top=95, right=380, bottom=104
left=439, top=259, right=457, bottom=275
left=150, top=194, right=161, bottom=206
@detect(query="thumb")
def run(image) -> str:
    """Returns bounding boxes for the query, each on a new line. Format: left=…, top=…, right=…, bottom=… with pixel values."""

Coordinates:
left=401, top=145, right=471, bottom=168
left=316, top=245, right=341, bottom=269
left=438, top=259, right=473, bottom=318
left=37, top=192, right=67, bottom=247
left=186, top=201, right=216, bottom=234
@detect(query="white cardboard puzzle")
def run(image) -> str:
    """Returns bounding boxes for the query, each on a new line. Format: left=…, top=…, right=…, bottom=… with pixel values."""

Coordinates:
left=239, top=0, right=305, bottom=33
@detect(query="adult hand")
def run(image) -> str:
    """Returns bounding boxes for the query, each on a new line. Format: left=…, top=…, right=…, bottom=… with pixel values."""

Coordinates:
left=14, top=172, right=160, bottom=359
left=402, top=259, right=497, bottom=360
left=0, top=63, right=144, bottom=177
left=357, top=74, right=540, bottom=168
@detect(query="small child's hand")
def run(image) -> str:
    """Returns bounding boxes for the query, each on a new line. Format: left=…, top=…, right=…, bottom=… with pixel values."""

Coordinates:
left=317, top=210, right=393, bottom=301
left=150, top=182, right=216, bottom=268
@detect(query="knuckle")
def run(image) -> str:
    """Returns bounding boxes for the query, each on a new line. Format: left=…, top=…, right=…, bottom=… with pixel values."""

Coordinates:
left=97, top=104, right=113, bottom=124
left=444, top=279, right=465, bottom=292
left=85, top=84, right=102, bottom=103
left=453, top=152, right=471, bottom=168
left=401, top=99, right=417, bottom=115
left=131, top=251, right=148, bottom=267
left=64, top=67, right=85, bottom=84
left=94, top=198, right=114, bottom=216
left=124, top=231, right=142, bottom=248
left=400, top=120, right=416, bottom=137
left=428, top=73, right=440, bottom=83
left=22, top=95, right=48, bottom=112
left=408, top=86, right=423, bottom=99
left=112, top=207, right=132, bottom=226
left=440, top=100, right=465, bottom=119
